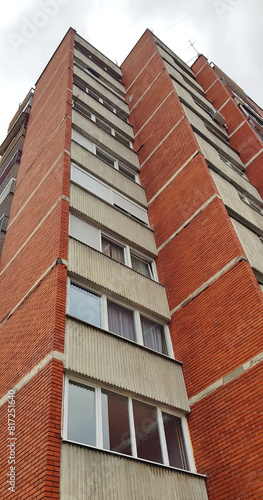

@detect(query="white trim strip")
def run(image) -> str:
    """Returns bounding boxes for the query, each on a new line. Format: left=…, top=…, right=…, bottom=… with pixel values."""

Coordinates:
left=134, top=90, right=174, bottom=138
left=189, top=350, right=263, bottom=406
left=194, top=62, right=208, bottom=77
left=218, top=97, right=231, bottom=112
left=0, top=195, right=69, bottom=278
left=245, top=148, right=263, bottom=168
left=141, top=116, right=186, bottom=168
left=157, top=193, right=220, bottom=252
left=0, top=350, right=65, bottom=408
left=0, top=258, right=68, bottom=327
left=148, top=150, right=199, bottom=205
left=170, top=254, right=247, bottom=315
left=205, top=79, right=217, bottom=94
left=9, top=150, right=70, bottom=228
left=229, top=120, right=247, bottom=138
left=130, top=70, right=165, bottom=113
left=126, top=51, right=158, bottom=92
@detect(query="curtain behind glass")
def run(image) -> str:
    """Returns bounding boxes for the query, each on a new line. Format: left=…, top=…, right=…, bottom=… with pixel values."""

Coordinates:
left=141, top=316, right=167, bottom=354
left=107, top=301, right=135, bottom=341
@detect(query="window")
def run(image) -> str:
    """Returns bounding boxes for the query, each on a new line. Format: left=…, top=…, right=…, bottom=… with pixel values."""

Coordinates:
left=238, top=192, right=263, bottom=216
left=219, top=153, right=247, bottom=179
left=107, top=300, right=135, bottom=341
left=69, top=284, right=101, bottom=327
left=69, top=215, right=156, bottom=279
left=131, top=254, right=152, bottom=278
left=64, top=379, right=190, bottom=470
left=141, top=316, right=168, bottom=355
left=68, top=282, right=170, bottom=356
left=95, top=147, right=115, bottom=167
left=101, top=236, right=124, bottom=263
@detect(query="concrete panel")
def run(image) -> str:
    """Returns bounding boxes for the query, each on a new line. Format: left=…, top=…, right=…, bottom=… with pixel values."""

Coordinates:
left=65, top=318, right=188, bottom=410
left=75, top=33, right=122, bottom=76
left=74, top=48, right=124, bottom=94
left=74, top=65, right=129, bottom=113
left=68, top=239, right=170, bottom=319
left=71, top=142, right=146, bottom=205
left=210, top=170, right=263, bottom=231
left=70, top=184, right=157, bottom=255
left=60, top=444, right=208, bottom=500
left=231, top=218, right=263, bottom=274
left=72, top=84, right=133, bottom=138
left=72, top=109, right=139, bottom=168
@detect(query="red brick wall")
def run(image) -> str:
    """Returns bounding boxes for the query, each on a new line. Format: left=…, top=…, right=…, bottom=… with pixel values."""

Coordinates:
left=0, top=360, right=63, bottom=499
left=191, top=55, right=263, bottom=196
left=123, top=31, right=263, bottom=500
left=189, top=361, right=263, bottom=500
left=0, top=28, right=74, bottom=499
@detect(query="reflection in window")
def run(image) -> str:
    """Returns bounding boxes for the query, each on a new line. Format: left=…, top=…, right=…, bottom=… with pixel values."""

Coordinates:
left=133, top=399, right=162, bottom=464
left=163, top=412, right=188, bottom=470
left=67, top=382, right=95, bottom=446
left=102, top=390, right=131, bottom=455
left=69, top=284, right=101, bottom=327
left=141, top=316, right=167, bottom=355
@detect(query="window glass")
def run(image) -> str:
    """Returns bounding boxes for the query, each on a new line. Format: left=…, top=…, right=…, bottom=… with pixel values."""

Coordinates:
left=141, top=317, right=167, bottom=355
left=102, top=390, right=131, bottom=455
left=107, top=300, right=135, bottom=341
left=115, top=131, right=130, bottom=147
left=101, top=237, right=124, bottom=263
left=118, top=164, right=136, bottom=181
left=95, top=117, right=112, bottom=134
left=162, top=413, right=189, bottom=470
left=96, top=148, right=115, bottom=167
left=67, top=382, right=95, bottom=446
left=131, top=255, right=151, bottom=278
left=69, top=284, right=101, bottom=327
left=133, top=400, right=162, bottom=464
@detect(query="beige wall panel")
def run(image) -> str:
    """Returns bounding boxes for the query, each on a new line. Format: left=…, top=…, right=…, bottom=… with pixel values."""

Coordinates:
left=197, top=136, right=262, bottom=201
left=75, top=33, right=122, bottom=75
left=231, top=218, right=263, bottom=274
left=70, top=184, right=157, bottom=255
left=73, top=65, right=128, bottom=113
left=180, top=97, right=228, bottom=138
left=74, top=48, right=124, bottom=94
left=72, top=85, right=133, bottom=138
left=68, top=239, right=170, bottom=319
left=71, top=142, right=146, bottom=205
left=210, top=170, right=263, bottom=230
left=65, top=318, right=188, bottom=410
left=72, top=110, right=139, bottom=168
left=156, top=41, right=195, bottom=78
left=60, top=444, right=208, bottom=500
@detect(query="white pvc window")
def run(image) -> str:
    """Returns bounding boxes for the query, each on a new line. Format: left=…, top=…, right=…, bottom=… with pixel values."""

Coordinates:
left=69, top=214, right=156, bottom=279
left=64, top=378, right=193, bottom=471
left=71, top=164, right=147, bottom=223
left=68, top=281, right=173, bottom=357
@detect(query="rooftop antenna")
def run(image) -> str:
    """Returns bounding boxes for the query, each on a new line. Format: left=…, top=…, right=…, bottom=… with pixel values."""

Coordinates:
left=186, top=39, right=200, bottom=64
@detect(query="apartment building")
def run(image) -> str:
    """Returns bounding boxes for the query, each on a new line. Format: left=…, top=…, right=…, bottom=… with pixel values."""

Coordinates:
left=0, top=27, right=262, bottom=500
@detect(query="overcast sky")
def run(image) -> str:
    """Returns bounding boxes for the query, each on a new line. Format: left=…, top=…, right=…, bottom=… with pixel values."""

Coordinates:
left=0, top=0, right=262, bottom=143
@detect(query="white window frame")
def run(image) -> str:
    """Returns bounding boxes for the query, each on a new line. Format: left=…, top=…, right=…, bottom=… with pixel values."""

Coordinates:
left=62, top=376, right=196, bottom=472
left=67, top=279, right=174, bottom=358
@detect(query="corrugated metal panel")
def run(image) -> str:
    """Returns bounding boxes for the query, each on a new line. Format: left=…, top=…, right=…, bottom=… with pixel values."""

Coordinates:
left=72, top=84, right=132, bottom=137
left=73, top=65, right=128, bottom=113
left=74, top=48, right=124, bottom=94
left=210, top=170, right=263, bottom=231
left=65, top=318, right=189, bottom=411
left=71, top=141, right=146, bottom=205
left=70, top=183, right=157, bottom=256
left=231, top=218, right=263, bottom=274
left=72, top=109, right=139, bottom=168
left=75, top=34, right=122, bottom=75
left=60, top=444, right=208, bottom=500
left=68, top=239, right=170, bottom=320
